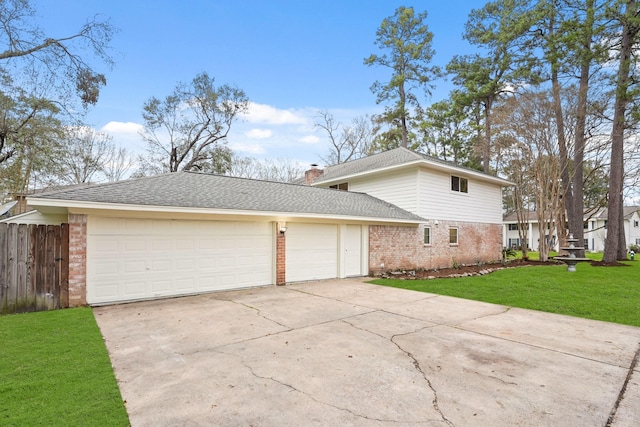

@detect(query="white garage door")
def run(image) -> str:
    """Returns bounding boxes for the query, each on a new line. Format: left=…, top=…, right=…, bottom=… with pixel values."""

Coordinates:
left=286, top=223, right=338, bottom=282
left=87, top=217, right=273, bottom=304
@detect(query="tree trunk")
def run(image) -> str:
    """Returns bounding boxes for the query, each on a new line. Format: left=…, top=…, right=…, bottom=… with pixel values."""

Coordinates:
left=399, top=82, right=408, bottom=148
left=604, top=0, right=635, bottom=263
left=571, top=0, right=595, bottom=258
left=548, top=8, right=574, bottom=255
left=483, top=98, right=492, bottom=174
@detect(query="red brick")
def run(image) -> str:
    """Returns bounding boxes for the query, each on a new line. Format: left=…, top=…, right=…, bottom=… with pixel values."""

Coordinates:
left=369, top=221, right=502, bottom=274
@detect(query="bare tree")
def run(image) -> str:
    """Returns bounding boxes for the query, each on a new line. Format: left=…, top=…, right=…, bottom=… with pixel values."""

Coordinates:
left=53, top=127, right=112, bottom=184
left=0, top=0, right=115, bottom=108
left=103, top=146, right=135, bottom=182
left=226, top=154, right=304, bottom=183
left=497, top=90, right=564, bottom=261
left=316, top=111, right=373, bottom=165
left=140, top=72, right=249, bottom=173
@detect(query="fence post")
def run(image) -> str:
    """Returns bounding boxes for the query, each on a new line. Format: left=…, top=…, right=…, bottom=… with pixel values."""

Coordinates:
left=0, top=223, right=7, bottom=310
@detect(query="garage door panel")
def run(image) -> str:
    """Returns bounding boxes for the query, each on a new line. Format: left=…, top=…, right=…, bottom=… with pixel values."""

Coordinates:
left=151, top=280, right=171, bottom=293
left=286, top=223, right=338, bottom=282
left=87, top=218, right=274, bottom=304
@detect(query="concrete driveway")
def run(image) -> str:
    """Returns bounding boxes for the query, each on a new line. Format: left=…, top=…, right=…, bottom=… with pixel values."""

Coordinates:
left=94, top=279, right=640, bottom=426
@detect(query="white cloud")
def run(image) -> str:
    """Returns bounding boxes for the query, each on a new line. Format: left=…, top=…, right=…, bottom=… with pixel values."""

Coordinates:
left=228, top=142, right=266, bottom=155
left=101, top=121, right=144, bottom=135
left=242, top=102, right=308, bottom=125
left=245, top=128, right=273, bottom=139
left=99, top=121, right=146, bottom=152
left=299, top=135, right=320, bottom=144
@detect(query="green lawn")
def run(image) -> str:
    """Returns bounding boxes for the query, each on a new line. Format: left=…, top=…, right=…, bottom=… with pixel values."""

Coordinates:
left=0, top=308, right=129, bottom=426
left=371, top=258, right=640, bottom=327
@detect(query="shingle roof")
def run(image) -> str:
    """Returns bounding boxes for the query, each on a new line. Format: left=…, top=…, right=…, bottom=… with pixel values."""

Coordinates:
left=313, top=147, right=508, bottom=184
left=31, top=171, right=425, bottom=222
left=313, top=148, right=424, bottom=183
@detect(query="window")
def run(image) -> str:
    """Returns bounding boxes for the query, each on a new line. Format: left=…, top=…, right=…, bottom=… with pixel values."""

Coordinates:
left=329, top=182, right=348, bottom=191
left=449, top=227, right=458, bottom=245
left=634, top=220, right=639, bottom=228
left=636, top=238, right=640, bottom=245
left=451, top=176, right=468, bottom=193
left=508, top=224, right=519, bottom=231
left=583, top=239, right=589, bottom=250
left=584, top=222, right=589, bottom=229
left=423, top=227, right=431, bottom=245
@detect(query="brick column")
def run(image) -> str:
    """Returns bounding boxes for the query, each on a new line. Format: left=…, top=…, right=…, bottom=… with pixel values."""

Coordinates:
left=68, top=213, right=87, bottom=306
left=276, top=229, right=286, bottom=285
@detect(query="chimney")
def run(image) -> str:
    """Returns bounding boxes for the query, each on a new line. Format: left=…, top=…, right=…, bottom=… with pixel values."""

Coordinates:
left=304, top=164, right=323, bottom=185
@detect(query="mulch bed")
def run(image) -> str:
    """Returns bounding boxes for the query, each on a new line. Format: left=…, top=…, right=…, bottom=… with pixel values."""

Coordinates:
left=377, top=259, right=560, bottom=280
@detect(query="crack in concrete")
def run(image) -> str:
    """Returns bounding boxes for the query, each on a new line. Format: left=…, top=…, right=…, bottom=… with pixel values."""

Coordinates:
left=240, top=361, right=434, bottom=424
left=487, top=374, right=518, bottom=386
left=449, top=323, right=638, bottom=370
left=390, top=332, right=455, bottom=427
left=287, top=285, right=438, bottom=311
left=449, top=306, right=512, bottom=328
left=228, top=299, right=291, bottom=329
left=342, top=317, right=454, bottom=427
left=606, top=341, right=640, bottom=427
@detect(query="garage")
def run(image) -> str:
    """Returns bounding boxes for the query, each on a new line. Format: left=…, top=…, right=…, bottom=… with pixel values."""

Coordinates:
left=87, top=216, right=273, bottom=304
left=285, top=223, right=366, bottom=282
left=286, top=223, right=338, bottom=282
left=25, top=171, right=423, bottom=307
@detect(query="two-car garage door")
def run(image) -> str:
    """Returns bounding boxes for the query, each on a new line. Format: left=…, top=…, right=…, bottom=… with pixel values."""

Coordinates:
left=87, top=217, right=366, bottom=305
left=87, top=217, right=273, bottom=305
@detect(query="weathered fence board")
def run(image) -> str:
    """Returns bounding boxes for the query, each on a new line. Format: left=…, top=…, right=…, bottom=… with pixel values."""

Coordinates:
left=0, top=223, right=69, bottom=314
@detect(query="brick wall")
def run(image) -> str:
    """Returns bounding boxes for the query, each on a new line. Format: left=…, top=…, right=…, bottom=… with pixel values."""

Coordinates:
left=369, top=221, right=503, bottom=274
left=68, top=213, right=87, bottom=306
left=276, top=231, right=286, bottom=285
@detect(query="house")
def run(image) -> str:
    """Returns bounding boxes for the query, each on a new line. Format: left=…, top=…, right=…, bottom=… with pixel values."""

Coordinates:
left=306, top=147, right=513, bottom=272
left=502, top=206, right=640, bottom=252
left=19, top=147, right=512, bottom=306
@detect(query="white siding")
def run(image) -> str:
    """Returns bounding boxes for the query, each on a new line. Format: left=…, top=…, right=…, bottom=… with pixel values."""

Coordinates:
left=629, top=212, right=640, bottom=247
left=348, top=169, right=419, bottom=214
left=0, top=210, right=67, bottom=225
left=417, top=169, right=503, bottom=223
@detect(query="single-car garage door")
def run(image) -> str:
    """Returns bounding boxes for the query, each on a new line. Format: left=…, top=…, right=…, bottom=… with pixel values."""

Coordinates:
left=87, top=217, right=273, bottom=304
left=286, top=223, right=338, bottom=282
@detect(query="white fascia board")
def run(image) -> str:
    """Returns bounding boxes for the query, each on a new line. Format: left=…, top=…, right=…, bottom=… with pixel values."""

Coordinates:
left=26, top=197, right=425, bottom=226
left=314, top=160, right=515, bottom=187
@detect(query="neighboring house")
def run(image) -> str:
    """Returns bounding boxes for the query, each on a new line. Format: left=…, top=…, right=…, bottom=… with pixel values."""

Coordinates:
left=306, top=147, right=513, bottom=273
left=18, top=147, right=512, bottom=306
left=502, top=206, right=640, bottom=252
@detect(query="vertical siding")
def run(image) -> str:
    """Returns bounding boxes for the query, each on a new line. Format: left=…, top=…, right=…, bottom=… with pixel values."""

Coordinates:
left=417, top=169, right=503, bottom=223
left=348, top=169, right=419, bottom=214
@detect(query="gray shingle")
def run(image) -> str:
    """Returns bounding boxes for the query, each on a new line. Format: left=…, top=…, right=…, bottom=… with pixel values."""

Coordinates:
left=32, top=172, right=425, bottom=222
left=313, top=147, right=504, bottom=184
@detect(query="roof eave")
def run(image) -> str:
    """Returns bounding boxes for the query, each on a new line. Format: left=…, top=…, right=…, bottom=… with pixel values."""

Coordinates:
left=313, top=159, right=514, bottom=187
left=27, top=197, right=425, bottom=225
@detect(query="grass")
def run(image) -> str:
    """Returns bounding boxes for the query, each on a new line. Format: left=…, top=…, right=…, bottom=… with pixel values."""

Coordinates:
left=0, top=308, right=129, bottom=426
left=371, top=256, right=640, bottom=327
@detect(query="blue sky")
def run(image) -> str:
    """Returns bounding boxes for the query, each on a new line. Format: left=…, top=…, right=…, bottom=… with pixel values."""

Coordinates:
left=37, top=0, right=489, bottom=167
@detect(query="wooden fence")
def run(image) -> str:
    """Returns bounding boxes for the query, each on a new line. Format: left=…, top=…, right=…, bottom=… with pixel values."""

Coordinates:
left=0, top=223, right=69, bottom=314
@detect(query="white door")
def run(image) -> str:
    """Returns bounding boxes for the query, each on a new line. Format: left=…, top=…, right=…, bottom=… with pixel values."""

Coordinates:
left=345, top=225, right=363, bottom=276
left=87, top=217, right=273, bottom=304
left=286, top=223, right=338, bottom=282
